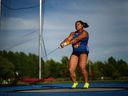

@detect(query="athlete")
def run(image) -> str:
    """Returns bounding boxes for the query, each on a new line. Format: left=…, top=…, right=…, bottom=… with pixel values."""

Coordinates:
left=60, top=20, right=90, bottom=88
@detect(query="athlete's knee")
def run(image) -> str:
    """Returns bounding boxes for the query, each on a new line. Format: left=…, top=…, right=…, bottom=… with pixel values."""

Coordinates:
left=80, top=67, right=87, bottom=73
left=79, top=65, right=85, bottom=71
left=69, top=68, right=75, bottom=74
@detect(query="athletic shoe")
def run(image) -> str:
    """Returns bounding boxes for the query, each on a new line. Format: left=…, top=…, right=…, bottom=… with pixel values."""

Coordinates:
left=83, top=82, right=90, bottom=88
left=72, top=82, right=78, bottom=89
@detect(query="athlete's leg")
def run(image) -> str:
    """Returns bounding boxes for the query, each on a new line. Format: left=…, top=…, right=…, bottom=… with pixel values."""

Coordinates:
left=79, top=53, right=89, bottom=88
left=79, top=53, right=88, bottom=83
left=69, top=54, right=78, bottom=83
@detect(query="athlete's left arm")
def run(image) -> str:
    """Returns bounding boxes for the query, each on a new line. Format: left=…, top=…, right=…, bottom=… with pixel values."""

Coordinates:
left=70, top=31, right=88, bottom=44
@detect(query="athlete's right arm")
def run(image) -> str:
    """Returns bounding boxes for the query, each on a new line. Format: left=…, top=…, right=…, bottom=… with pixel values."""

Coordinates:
left=70, top=31, right=88, bottom=44
left=60, top=32, right=74, bottom=48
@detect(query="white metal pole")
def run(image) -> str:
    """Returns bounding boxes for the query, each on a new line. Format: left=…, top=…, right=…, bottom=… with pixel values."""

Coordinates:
left=39, top=0, right=42, bottom=79
left=0, top=0, right=2, bottom=30
left=0, top=0, right=1, bottom=17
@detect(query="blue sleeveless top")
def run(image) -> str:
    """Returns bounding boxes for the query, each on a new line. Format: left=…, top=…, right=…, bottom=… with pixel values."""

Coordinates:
left=72, top=31, right=89, bottom=53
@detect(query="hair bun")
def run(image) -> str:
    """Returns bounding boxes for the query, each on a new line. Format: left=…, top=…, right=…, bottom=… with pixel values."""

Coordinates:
left=83, top=22, right=89, bottom=28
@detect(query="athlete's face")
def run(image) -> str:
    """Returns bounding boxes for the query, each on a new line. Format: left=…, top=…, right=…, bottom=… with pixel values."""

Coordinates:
left=75, top=22, right=83, bottom=31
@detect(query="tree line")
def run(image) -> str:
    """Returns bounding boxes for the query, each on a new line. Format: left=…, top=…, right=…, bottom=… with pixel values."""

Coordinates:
left=0, top=50, right=128, bottom=84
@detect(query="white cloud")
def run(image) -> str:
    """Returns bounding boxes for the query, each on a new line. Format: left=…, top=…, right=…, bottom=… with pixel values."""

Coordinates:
left=1, top=17, right=39, bottom=30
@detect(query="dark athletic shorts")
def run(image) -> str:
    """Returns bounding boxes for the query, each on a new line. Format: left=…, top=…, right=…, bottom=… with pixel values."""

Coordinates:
left=72, top=51, right=89, bottom=57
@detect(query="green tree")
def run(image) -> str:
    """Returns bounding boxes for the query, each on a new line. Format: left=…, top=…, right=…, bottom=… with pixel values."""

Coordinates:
left=0, top=56, right=15, bottom=84
left=91, top=61, right=103, bottom=79
left=117, top=59, right=128, bottom=76
left=45, top=59, right=60, bottom=78
left=104, top=57, right=121, bottom=79
left=60, top=56, right=70, bottom=78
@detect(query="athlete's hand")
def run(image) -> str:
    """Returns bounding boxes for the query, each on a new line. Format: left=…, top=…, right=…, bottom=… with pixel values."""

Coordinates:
left=60, top=41, right=70, bottom=48
left=60, top=42, right=65, bottom=48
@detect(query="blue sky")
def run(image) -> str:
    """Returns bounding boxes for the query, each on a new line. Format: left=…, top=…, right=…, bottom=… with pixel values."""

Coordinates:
left=0, top=0, right=128, bottom=62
